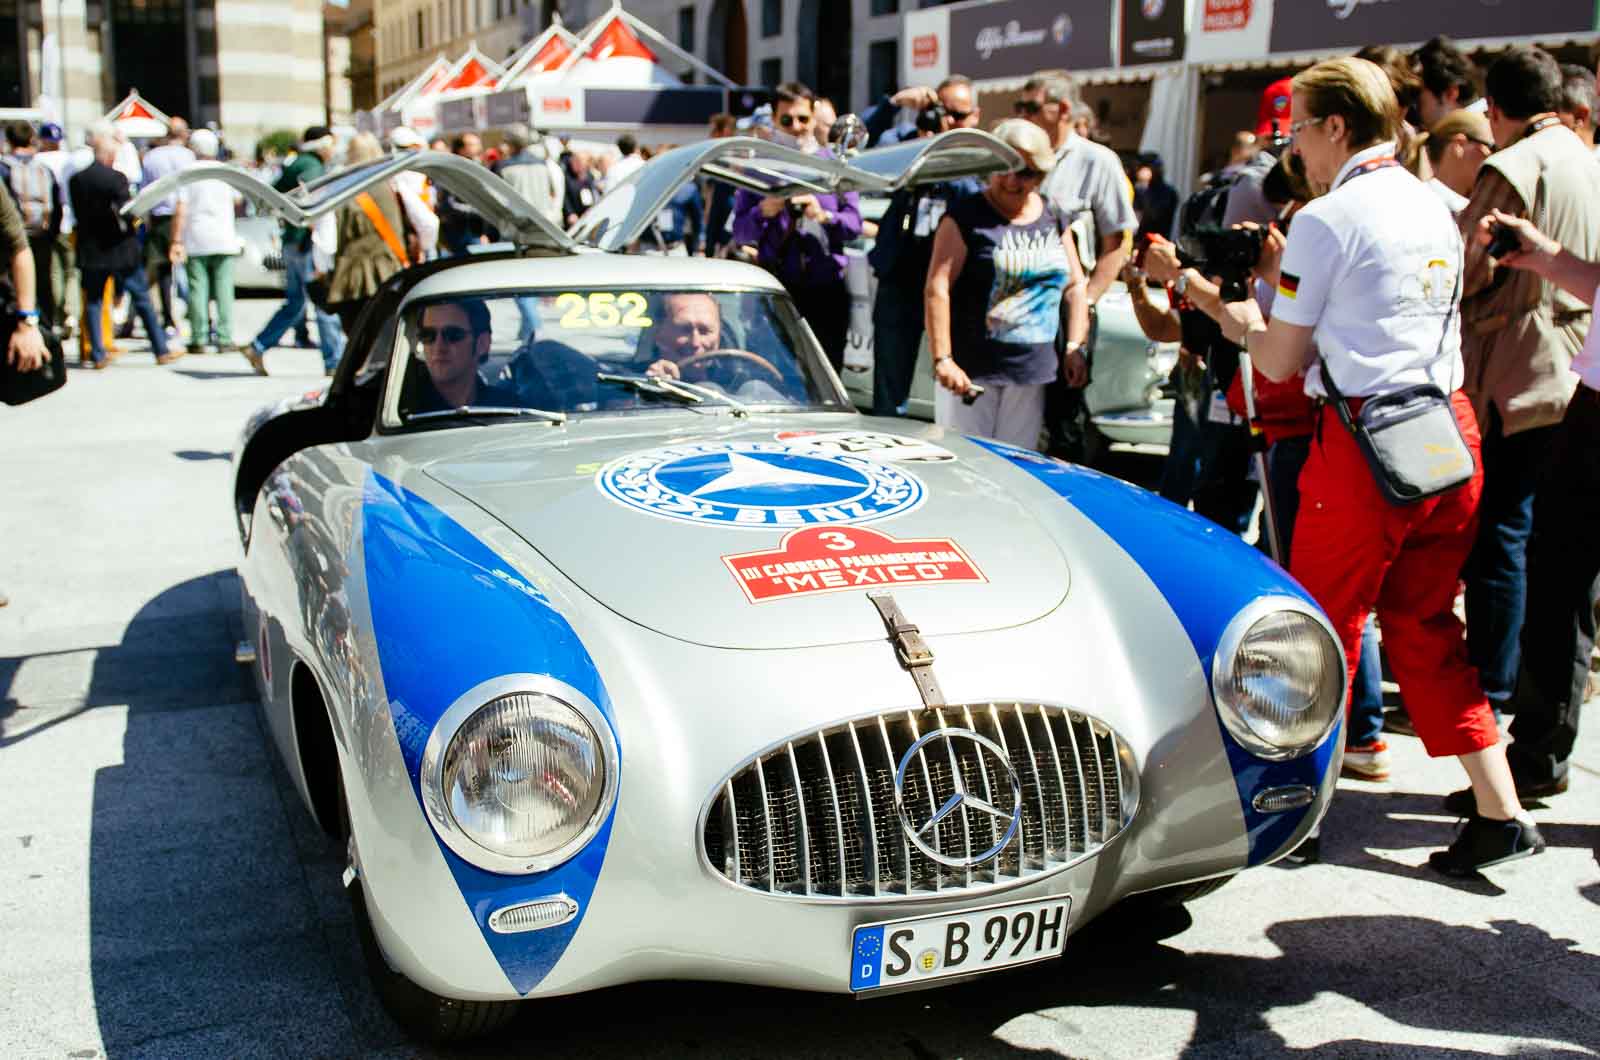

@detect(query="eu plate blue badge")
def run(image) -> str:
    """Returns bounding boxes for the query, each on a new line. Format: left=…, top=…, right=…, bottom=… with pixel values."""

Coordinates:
left=851, top=926, right=885, bottom=990
left=597, top=442, right=924, bottom=529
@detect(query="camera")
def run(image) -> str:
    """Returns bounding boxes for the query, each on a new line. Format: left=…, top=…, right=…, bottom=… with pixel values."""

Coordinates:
left=1485, top=222, right=1522, bottom=261
left=916, top=102, right=949, bottom=136
left=961, top=383, right=986, bottom=405
left=1176, top=225, right=1269, bottom=303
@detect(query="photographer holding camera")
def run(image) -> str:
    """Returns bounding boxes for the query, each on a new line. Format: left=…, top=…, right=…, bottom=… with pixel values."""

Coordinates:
left=867, top=76, right=983, bottom=416
left=1191, top=57, right=1538, bottom=876
left=859, top=76, right=980, bottom=147
left=731, top=82, right=863, bottom=371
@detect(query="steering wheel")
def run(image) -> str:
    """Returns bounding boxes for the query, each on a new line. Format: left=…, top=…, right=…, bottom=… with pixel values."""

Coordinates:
left=674, top=348, right=785, bottom=389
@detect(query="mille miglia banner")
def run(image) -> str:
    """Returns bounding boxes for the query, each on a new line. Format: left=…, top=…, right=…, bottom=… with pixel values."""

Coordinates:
left=1268, top=0, right=1596, bottom=54
left=948, top=0, right=1116, bottom=80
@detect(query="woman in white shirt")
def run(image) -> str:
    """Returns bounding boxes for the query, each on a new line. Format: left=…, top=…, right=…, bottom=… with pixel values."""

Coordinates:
left=1180, top=58, right=1539, bottom=877
left=169, top=129, right=241, bottom=351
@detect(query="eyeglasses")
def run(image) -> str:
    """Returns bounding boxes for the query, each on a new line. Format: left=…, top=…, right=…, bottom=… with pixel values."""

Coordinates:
left=419, top=325, right=471, bottom=344
left=1288, top=116, right=1326, bottom=139
left=1012, top=99, right=1045, bottom=116
left=778, top=113, right=813, bottom=128
left=1009, top=167, right=1046, bottom=182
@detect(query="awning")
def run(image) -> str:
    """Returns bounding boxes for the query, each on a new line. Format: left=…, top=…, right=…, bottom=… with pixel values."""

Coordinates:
left=103, top=90, right=171, bottom=140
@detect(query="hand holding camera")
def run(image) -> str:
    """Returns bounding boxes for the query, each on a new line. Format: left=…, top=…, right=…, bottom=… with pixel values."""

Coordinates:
left=1478, top=209, right=1559, bottom=272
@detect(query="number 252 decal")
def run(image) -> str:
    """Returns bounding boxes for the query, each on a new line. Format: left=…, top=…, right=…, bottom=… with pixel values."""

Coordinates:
left=556, top=292, right=653, bottom=329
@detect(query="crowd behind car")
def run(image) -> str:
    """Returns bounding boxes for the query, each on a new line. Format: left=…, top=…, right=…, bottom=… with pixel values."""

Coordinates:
left=3, top=32, right=1595, bottom=878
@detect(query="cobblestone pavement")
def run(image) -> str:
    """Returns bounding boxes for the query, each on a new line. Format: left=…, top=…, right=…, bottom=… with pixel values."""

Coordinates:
left=2, top=299, right=1598, bottom=1059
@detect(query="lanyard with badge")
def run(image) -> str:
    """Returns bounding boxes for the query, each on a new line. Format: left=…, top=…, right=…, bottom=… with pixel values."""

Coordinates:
left=1319, top=152, right=1474, bottom=504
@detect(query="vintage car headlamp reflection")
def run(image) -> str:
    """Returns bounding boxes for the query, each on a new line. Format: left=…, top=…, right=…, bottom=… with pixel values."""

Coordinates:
left=421, top=677, right=618, bottom=875
left=1212, top=602, right=1345, bottom=761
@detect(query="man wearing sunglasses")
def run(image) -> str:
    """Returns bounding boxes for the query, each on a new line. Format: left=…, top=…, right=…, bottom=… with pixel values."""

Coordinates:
left=413, top=299, right=518, bottom=412
left=1017, top=74, right=1137, bottom=460
left=860, top=74, right=981, bottom=147
left=732, top=82, right=863, bottom=372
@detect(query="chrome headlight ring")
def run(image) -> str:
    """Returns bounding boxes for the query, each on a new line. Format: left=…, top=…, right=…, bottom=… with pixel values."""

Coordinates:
left=1211, top=596, right=1347, bottom=762
left=420, top=674, right=619, bottom=876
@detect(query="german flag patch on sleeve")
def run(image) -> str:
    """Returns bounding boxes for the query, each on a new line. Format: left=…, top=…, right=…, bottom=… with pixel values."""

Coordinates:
left=1278, top=272, right=1301, bottom=299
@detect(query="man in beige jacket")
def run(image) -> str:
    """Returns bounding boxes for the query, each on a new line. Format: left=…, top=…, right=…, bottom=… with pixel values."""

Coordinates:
left=1457, top=46, right=1600, bottom=796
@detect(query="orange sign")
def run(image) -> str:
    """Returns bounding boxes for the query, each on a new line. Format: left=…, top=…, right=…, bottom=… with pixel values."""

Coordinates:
left=1202, top=0, right=1250, bottom=32
left=912, top=34, right=940, bottom=68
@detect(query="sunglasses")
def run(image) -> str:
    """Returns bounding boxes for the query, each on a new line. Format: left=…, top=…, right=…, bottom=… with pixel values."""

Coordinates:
left=778, top=113, right=813, bottom=128
left=1005, top=167, right=1046, bottom=183
left=419, top=325, right=471, bottom=344
left=945, top=107, right=973, bottom=123
left=1012, top=99, right=1046, bottom=116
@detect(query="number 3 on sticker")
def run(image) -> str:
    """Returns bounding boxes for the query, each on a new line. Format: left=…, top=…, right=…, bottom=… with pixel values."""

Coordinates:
left=556, top=292, right=652, bottom=329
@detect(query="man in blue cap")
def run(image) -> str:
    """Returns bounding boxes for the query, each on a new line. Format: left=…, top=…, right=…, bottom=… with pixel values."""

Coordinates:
left=33, top=122, right=77, bottom=338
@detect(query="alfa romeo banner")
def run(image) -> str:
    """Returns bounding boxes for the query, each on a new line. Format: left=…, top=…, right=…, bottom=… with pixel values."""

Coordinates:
left=1122, top=0, right=1187, bottom=66
left=948, top=0, right=1115, bottom=81
left=1268, top=0, right=1595, bottom=54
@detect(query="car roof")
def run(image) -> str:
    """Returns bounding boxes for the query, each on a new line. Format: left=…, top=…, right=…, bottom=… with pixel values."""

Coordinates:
left=399, top=253, right=790, bottom=303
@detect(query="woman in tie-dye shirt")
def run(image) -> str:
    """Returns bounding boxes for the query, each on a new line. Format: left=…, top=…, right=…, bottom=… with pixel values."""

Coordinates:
left=924, top=119, right=1089, bottom=449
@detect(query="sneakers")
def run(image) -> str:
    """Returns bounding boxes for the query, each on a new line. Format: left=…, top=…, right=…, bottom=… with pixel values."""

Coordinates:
left=239, top=345, right=268, bottom=376
left=1428, top=814, right=1545, bottom=877
left=1341, top=740, right=1391, bottom=781
left=1443, top=773, right=1568, bottom=816
left=155, top=348, right=187, bottom=366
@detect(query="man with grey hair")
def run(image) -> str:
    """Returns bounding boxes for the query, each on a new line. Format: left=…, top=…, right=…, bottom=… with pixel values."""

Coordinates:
left=1017, top=71, right=1137, bottom=459
left=496, top=124, right=564, bottom=227
left=1558, top=62, right=1597, bottom=147
left=70, top=125, right=174, bottom=366
left=170, top=128, right=240, bottom=352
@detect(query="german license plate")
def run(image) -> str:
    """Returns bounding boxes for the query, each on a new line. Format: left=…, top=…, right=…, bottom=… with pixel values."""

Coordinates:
left=849, top=895, right=1070, bottom=993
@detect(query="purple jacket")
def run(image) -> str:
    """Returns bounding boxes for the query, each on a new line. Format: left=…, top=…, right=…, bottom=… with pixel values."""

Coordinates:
left=732, top=187, right=862, bottom=288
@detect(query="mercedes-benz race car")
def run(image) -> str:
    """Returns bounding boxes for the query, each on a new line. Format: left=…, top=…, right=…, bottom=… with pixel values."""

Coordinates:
left=130, top=134, right=1345, bottom=1043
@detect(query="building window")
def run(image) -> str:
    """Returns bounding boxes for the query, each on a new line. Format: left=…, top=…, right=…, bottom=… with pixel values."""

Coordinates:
left=868, top=39, right=897, bottom=104
left=761, top=0, right=780, bottom=38
left=416, top=10, right=424, bottom=49
left=759, top=56, right=781, bottom=86
left=678, top=5, right=694, bottom=52
left=870, top=0, right=897, bottom=13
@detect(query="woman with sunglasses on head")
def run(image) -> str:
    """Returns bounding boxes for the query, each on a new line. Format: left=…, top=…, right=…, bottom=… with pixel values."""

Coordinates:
left=923, top=119, right=1089, bottom=449
left=1180, top=57, right=1539, bottom=877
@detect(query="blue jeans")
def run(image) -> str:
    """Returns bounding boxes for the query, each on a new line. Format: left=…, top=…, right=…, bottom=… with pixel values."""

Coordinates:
left=251, top=244, right=344, bottom=372
left=1267, top=434, right=1385, bottom=747
left=1463, top=405, right=1557, bottom=707
left=83, top=264, right=168, bottom=363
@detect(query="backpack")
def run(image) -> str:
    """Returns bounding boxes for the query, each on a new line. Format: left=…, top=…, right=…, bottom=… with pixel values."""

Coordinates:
left=8, top=155, right=55, bottom=235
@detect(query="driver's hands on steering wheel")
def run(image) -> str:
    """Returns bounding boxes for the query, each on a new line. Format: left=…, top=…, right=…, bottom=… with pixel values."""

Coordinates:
left=646, top=358, right=681, bottom=380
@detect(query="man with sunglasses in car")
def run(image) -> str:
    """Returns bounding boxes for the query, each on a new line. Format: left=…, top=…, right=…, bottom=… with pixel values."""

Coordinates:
left=1017, top=73, right=1138, bottom=461
left=732, top=82, right=863, bottom=372
left=412, top=299, right=519, bottom=413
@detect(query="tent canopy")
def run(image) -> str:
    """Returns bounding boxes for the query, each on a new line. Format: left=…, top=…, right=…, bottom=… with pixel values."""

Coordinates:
left=103, top=90, right=171, bottom=139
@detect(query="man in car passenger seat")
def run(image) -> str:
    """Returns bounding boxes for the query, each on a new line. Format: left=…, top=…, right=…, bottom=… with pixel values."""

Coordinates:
left=414, top=299, right=516, bottom=411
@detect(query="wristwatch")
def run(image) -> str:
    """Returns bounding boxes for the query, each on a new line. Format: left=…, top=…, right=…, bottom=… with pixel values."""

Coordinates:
left=1172, top=271, right=1191, bottom=299
left=14, top=308, right=38, bottom=327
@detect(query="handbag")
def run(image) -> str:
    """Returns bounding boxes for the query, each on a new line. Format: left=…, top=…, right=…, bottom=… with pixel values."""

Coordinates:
left=0, top=322, right=66, bottom=406
left=1317, top=254, right=1473, bottom=505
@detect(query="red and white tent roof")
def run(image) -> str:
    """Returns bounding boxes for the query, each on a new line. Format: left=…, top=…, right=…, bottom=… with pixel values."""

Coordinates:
left=102, top=90, right=172, bottom=139
left=438, top=44, right=505, bottom=92
left=553, top=4, right=736, bottom=89
left=500, top=23, right=584, bottom=86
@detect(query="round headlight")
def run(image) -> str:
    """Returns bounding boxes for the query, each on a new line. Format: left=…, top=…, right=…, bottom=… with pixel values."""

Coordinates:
left=1213, top=602, right=1345, bottom=760
left=421, top=677, right=617, bottom=874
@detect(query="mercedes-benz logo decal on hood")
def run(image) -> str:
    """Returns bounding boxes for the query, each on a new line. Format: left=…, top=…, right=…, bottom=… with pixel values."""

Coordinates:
left=894, top=728, right=1023, bottom=867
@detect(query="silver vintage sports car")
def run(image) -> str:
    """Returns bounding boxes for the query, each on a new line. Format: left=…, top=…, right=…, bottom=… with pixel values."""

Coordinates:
left=129, top=136, right=1345, bottom=1043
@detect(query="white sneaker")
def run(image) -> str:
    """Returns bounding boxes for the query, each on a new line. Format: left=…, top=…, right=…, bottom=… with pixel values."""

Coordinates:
left=1341, top=741, right=1391, bottom=781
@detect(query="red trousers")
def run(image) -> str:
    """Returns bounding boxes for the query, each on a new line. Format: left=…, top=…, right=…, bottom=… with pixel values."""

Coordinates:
left=1289, top=391, right=1499, bottom=758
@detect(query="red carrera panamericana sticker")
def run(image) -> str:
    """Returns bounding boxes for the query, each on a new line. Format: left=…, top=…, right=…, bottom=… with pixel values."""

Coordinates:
left=722, top=526, right=985, bottom=603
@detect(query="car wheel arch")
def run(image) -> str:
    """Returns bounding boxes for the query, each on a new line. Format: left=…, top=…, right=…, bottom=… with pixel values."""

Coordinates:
left=290, top=659, right=344, bottom=842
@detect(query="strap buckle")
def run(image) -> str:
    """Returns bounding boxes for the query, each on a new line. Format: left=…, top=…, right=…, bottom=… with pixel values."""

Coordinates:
left=868, top=591, right=945, bottom=710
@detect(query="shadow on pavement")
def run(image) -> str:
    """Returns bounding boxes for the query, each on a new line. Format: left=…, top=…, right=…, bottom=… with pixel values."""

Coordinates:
left=173, top=449, right=232, bottom=462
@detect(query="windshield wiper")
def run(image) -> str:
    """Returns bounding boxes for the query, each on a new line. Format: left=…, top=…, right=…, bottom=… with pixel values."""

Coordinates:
left=408, top=405, right=567, bottom=425
left=595, top=372, right=749, bottom=418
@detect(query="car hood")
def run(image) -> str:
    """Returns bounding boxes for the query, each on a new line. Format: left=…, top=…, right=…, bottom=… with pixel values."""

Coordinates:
left=419, top=417, right=1070, bottom=650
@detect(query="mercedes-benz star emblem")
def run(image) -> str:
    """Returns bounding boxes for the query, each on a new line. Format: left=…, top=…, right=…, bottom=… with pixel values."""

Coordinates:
left=894, top=728, right=1024, bottom=868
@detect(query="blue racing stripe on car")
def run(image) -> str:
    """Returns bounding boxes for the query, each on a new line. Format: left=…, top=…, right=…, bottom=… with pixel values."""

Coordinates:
left=361, top=470, right=617, bottom=994
left=969, top=439, right=1333, bottom=863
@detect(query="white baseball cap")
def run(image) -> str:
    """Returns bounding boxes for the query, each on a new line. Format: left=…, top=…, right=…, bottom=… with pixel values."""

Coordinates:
left=388, top=126, right=424, bottom=149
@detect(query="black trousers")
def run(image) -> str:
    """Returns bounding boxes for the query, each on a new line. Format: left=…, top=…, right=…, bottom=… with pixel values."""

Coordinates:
left=27, top=231, right=53, bottom=332
left=790, top=280, right=851, bottom=374
left=871, top=281, right=922, bottom=415
left=1045, top=305, right=1098, bottom=459
left=1506, top=384, right=1600, bottom=784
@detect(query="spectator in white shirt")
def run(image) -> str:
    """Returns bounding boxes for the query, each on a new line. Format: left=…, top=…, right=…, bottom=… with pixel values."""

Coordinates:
left=168, top=129, right=240, bottom=351
left=604, top=133, right=644, bottom=192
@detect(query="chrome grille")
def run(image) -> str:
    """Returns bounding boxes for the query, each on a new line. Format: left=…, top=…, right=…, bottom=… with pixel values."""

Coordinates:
left=701, top=704, right=1135, bottom=900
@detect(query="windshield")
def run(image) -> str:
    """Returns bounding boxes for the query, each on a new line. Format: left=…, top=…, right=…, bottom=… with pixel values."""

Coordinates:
left=394, top=287, right=846, bottom=424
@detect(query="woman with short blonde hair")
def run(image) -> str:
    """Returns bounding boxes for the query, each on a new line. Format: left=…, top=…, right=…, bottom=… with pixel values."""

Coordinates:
left=1180, top=57, right=1540, bottom=876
